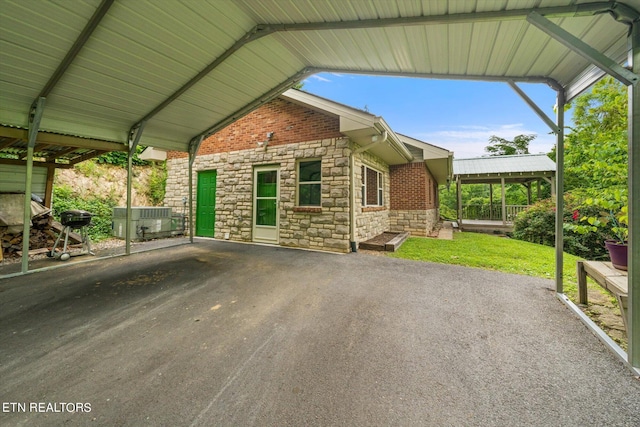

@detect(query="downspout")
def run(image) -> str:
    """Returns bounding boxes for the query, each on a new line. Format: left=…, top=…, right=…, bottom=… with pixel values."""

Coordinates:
left=349, top=130, right=388, bottom=252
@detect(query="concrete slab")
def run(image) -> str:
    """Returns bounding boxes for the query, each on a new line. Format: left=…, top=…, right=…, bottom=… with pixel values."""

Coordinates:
left=1, top=240, right=638, bottom=426
left=0, top=237, right=191, bottom=278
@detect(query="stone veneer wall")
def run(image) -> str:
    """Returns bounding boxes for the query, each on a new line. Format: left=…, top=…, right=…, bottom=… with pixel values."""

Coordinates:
left=165, top=137, right=352, bottom=253
left=353, top=150, right=390, bottom=243
left=389, top=209, right=439, bottom=236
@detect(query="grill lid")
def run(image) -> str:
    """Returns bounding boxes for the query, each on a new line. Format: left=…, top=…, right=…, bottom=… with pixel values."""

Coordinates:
left=60, top=210, right=93, bottom=227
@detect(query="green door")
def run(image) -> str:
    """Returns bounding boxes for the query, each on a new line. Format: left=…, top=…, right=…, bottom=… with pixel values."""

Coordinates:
left=196, top=170, right=217, bottom=237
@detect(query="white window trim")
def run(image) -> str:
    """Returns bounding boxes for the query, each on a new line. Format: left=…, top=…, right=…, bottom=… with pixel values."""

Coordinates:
left=297, top=159, right=322, bottom=207
left=361, top=165, right=384, bottom=207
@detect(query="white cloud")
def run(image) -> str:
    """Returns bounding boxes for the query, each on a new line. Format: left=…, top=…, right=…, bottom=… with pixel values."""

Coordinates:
left=308, top=75, right=332, bottom=83
left=413, top=124, right=555, bottom=159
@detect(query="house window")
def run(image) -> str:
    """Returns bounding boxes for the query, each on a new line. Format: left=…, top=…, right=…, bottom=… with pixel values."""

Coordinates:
left=361, top=165, right=383, bottom=206
left=298, top=160, right=321, bottom=206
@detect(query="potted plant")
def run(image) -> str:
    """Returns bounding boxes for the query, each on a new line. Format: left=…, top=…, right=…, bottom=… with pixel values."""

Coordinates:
left=565, top=191, right=628, bottom=270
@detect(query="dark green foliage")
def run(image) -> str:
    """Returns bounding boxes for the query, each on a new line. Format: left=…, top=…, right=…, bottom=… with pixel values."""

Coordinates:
left=52, top=185, right=117, bottom=242
left=95, top=145, right=150, bottom=167
left=559, top=77, right=627, bottom=192
left=512, top=77, right=627, bottom=259
left=147, top=163, right=167, bottom=206
left=512, top=193, right=613, bottom=260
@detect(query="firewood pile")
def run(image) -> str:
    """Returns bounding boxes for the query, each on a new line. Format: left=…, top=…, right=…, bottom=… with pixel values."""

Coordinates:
left=0, top=193, right=81, bottom=260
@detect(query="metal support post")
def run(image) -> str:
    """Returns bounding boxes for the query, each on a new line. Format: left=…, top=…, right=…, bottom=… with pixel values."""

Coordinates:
left=21, top=97, right=46, bottom=273
left=188, top=151, right=194, bottom=243
left=126, top=122, right=145, bottom=255
left=188, top=136, right=204, bottom=243
left=627, top=22, right=639, bottom=369
left=554, top=90, right=566, bottom=294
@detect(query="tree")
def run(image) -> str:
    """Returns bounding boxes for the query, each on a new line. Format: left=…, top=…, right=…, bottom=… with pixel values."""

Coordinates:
left=562, top=76, right=627, bottom=192
left=513, top=76, right=628, bottom=258
left=484, top=134, right=535, bottom=156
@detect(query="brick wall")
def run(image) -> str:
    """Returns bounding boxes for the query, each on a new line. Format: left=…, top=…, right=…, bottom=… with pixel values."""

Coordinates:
left=167, top=98, right=343, bottom=159
left=388, top=162, right=439, bottom=236
left=390, top=162, right=425, bottom=210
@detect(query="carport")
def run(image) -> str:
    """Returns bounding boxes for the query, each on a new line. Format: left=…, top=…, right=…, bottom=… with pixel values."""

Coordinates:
left=0, top=0, right=638, bottom=371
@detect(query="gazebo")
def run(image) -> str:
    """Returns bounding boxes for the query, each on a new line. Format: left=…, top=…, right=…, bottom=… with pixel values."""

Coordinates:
left=453, top=154, right=556, bottom=231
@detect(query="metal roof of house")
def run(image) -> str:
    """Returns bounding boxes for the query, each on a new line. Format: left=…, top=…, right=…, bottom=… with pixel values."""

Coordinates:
left=454, top=153, right=556, bottom=180
left=1, top=1, right=638, bottom=154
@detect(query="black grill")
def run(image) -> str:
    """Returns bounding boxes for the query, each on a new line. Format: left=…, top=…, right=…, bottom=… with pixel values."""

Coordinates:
left=60, top=210, right=93, bottom=227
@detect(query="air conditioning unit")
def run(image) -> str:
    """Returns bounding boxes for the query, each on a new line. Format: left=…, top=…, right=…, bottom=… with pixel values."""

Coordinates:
left=112, top=207, right=173, bottom=241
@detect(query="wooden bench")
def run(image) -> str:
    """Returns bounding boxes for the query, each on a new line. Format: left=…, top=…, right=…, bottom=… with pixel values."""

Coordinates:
left=577, top=260, right=629, bottom=335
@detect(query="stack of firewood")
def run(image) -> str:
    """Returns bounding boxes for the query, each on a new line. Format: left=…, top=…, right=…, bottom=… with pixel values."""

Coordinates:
left=1, top=215, right=81, bottom=259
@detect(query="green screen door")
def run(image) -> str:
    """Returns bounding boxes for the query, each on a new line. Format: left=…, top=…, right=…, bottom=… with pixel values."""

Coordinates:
left=253, top=166, right=279, bottom=243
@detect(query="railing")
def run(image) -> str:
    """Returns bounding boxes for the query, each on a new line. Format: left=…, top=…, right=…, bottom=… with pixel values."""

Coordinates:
left=460, top=205, right=529, bottom=222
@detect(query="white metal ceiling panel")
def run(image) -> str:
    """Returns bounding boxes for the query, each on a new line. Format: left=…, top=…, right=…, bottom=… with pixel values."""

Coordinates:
left=1, top=0, right=636, bottom=152
left=0, top=0, right=101, bottom=127
left=139, top=36, right=306, bottom=151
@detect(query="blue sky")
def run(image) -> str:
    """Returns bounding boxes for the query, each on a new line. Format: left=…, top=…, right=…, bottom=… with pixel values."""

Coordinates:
left=300, top=72, right=563, bottom=159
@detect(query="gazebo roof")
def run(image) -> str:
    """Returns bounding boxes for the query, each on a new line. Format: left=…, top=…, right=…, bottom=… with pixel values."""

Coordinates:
left=453, top=153, right=556, bottom=184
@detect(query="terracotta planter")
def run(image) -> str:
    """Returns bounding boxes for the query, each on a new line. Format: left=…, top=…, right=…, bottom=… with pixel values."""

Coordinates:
left=604, top=239, right=628, bottom=271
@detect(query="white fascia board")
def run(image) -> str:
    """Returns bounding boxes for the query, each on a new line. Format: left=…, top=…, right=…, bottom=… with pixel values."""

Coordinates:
left=425, top=157, right=453, bottom=186
left=397, top=134, right=452, bottom=159
left=373, top=117, right=413, bottom=162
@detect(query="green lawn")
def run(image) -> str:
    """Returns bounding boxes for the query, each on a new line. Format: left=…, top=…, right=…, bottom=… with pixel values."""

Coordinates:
left=389, top=233, right=581, bottom=299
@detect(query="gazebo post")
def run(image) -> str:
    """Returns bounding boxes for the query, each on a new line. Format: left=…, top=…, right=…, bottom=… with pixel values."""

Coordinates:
left=456, top=177, right=462, bottom=227
left=500, top=177, right=506, bottom=225
left=489, top=184, right=493, bottom=220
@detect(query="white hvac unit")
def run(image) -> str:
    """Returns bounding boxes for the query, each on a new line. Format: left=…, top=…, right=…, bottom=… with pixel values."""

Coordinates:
left=112, top=207, right=173, bottom=241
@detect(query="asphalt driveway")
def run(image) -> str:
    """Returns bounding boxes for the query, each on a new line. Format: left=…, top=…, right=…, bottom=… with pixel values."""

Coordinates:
left=1, top=240, right=639, bottom=426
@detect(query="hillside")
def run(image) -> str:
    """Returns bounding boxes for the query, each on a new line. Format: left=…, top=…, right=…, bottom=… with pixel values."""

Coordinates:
left=51, top=161, right=167, bottom=242
left=54, top=163, right=161, bottom=207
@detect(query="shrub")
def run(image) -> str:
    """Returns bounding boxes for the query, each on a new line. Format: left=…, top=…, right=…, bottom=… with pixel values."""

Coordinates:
left=439, top=204, right=457, bottom=221
left=52, top=185, right=117, bottom=242
left=146, top=163, right=167, bottom=206
left=512, top=193, right=612, bottom=260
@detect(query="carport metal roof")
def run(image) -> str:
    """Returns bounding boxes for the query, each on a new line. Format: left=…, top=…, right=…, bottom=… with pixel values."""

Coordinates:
left=1, top=0, right=638, bottom=372
left=0, top=0, right=636, bottom=152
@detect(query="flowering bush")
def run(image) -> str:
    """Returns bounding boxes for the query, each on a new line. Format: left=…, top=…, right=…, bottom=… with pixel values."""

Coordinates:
left=512, top=193, right=614, bottom=260
left=563, top=190, right=628, bottom=245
